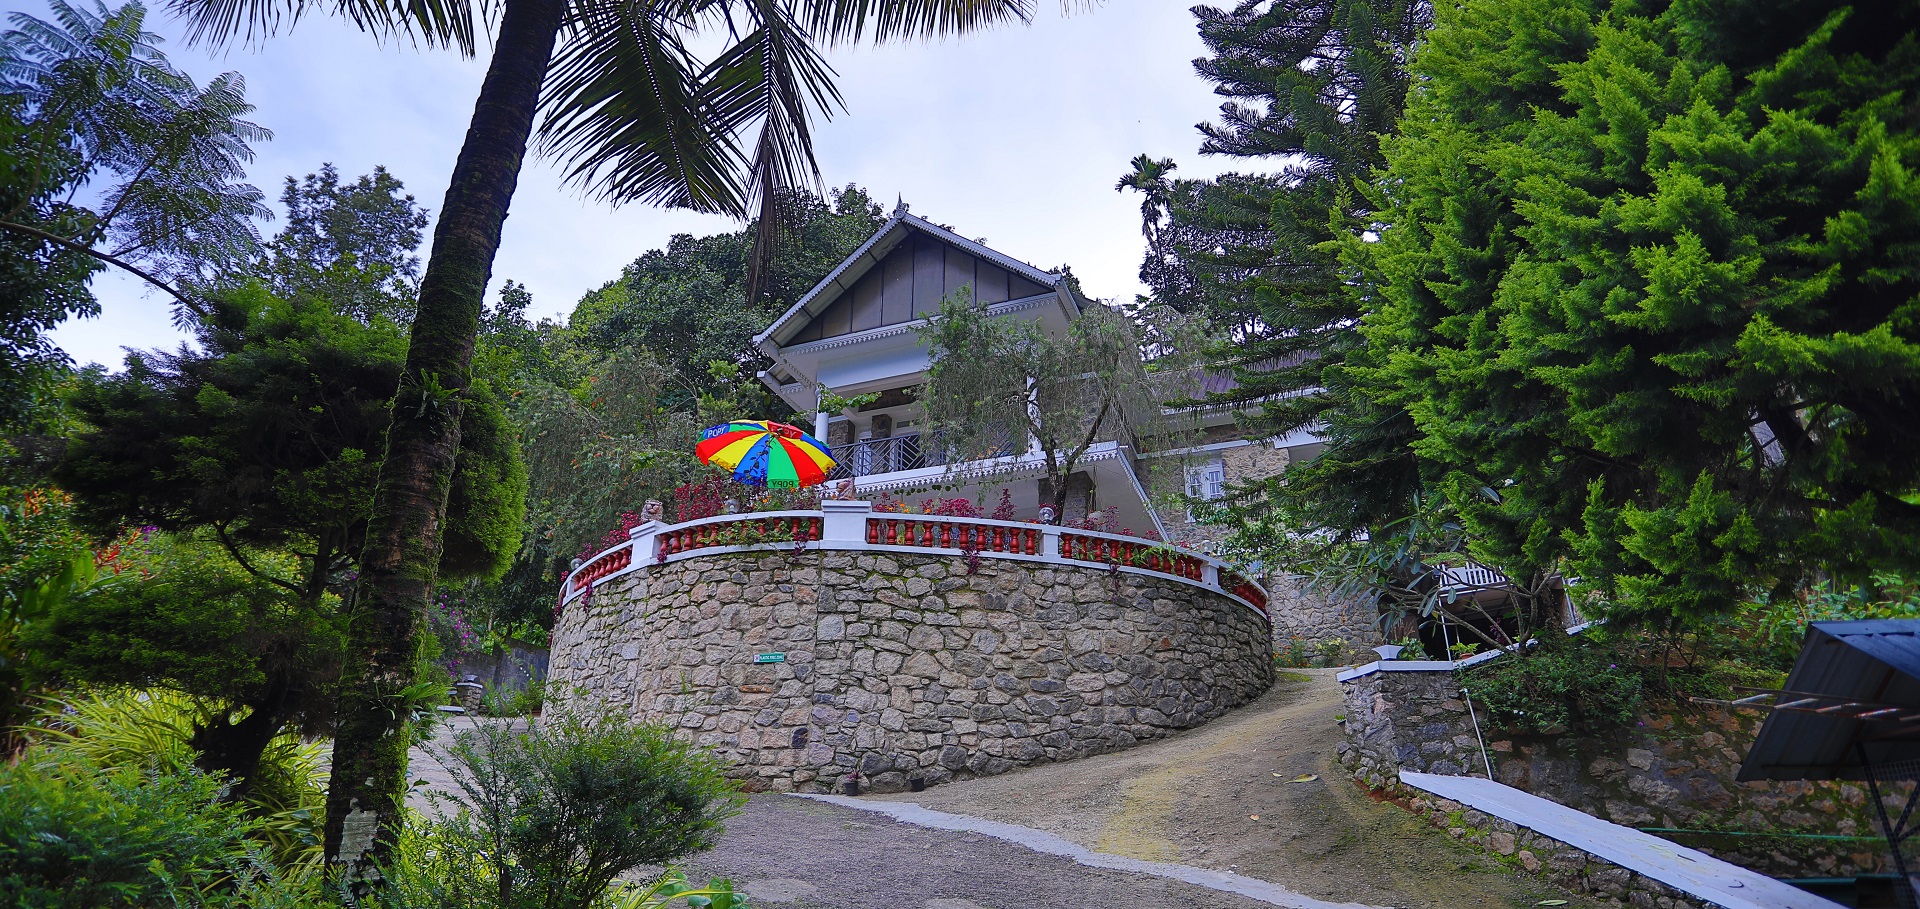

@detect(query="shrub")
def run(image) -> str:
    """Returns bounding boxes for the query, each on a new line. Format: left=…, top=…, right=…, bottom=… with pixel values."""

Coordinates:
left=1275, top=638, right=1309, bottom=669
left=0, top=749, right=260, bottom=908
left=1461, top=637, right=1644, bottom=736
left=1744, top=574, right=1920, bottom=672
left=27, top=690, right=327, bottom=878
left=390, top=713, right=743, bottom=909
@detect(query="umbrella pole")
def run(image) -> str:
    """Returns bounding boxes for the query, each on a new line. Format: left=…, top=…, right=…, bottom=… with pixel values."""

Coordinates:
left=1859, top=743, right=1920, bottom=907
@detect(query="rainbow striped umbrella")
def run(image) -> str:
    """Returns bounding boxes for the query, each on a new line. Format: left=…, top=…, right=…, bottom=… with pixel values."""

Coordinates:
left=695, top=420, right=837, bottom=489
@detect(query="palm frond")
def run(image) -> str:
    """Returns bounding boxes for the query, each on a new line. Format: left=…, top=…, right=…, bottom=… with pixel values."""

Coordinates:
left=162, top=0, right=480, bottom=56
left=539, top=0, right=747, bottom=214
left=794, top=0, right=1036, bottom=46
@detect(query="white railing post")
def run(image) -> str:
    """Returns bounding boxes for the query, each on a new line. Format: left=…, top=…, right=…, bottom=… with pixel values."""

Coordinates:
left=1202, top=562, right=1220, bottom=590
left=822, top=500, right=872, bottom=543
left=1041, top=525, right=1062, bottom=559
left=627, top=520, right=663, bottom=565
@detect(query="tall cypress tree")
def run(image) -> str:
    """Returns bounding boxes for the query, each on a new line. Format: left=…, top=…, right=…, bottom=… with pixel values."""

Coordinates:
left=1356, top=0, right=1920, bottom=620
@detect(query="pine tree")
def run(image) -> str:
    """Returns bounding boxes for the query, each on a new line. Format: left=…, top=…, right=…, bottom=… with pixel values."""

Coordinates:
left=1356, top=0, right=1920, bottom=620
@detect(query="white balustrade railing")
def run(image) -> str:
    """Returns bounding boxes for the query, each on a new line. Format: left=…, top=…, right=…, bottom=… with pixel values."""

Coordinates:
left=559, top=501, right=1268, bottom=619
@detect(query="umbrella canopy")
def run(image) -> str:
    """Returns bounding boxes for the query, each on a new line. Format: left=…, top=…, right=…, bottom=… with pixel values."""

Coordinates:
left=696, top=420, right=836, bottom=489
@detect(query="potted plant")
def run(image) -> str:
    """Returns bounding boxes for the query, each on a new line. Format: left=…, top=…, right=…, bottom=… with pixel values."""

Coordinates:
left=841, top=769, right=862, bottom=796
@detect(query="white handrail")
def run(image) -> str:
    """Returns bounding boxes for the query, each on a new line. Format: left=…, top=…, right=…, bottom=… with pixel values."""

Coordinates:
left=558, top=505, right=1269, bottom=619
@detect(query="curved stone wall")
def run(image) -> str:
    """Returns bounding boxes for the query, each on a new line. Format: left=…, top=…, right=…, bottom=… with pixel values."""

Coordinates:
left=549, top=549, right=1273, bottom=792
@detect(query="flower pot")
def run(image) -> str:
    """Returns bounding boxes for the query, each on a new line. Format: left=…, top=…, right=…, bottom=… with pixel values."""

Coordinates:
left=841, top=778, right=860, bottom=796
left=909, top=777, right=926, bottom=793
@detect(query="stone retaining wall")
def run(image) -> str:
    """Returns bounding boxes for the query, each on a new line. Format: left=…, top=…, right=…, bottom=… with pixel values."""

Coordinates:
left=550, top=550, right=1273, bottom=793
left=1266, top=575, right=1383, bottom=662
left=1398, top=791, right=1711, bottom=909
left=1338, top=665, right=1889, bottom=882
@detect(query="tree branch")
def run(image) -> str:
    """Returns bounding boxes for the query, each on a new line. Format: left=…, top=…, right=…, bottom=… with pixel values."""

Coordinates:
left=212, top=524, right=303, bottom=595
left=0, top=219, right=207, bottom=317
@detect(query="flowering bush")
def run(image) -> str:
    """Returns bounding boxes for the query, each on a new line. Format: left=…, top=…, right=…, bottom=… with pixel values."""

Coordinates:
left=920, top=497, right=982, bottom=518
left=429, top=592, right=481, bottom=673
left=990, top=489, right=1016, bottom=521
left=672, top=476, right=731, bottom=523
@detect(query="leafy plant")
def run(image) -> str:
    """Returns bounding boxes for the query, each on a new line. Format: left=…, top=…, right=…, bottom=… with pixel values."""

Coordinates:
left=0, top=747, right=272, bottom=908
left=1461, top=637, right=1645, bottom=736
left=25, top=689, right=328, bottom=877
left=1314, top=638, right=1348, bottom=668
left=1275, top=638, right=1310, bottom=669
left=394, top=713, right=743, bottom=909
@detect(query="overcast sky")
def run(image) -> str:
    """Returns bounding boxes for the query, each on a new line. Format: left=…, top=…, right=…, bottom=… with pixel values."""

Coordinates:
left=38, top=0, right=1240, bottom=369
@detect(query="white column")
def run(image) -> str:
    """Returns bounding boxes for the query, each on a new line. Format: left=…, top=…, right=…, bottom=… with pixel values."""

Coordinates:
left=1041, top=525, right=1062, bottom=559
left=627, top=520, right=663, bottom=565
left=814, top=410, right=830, bottom=440
left=822, top=499, right=873, bottom=543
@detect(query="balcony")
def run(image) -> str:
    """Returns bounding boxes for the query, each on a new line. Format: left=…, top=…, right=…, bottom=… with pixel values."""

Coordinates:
left=826, top=428, right=1023, bottom=481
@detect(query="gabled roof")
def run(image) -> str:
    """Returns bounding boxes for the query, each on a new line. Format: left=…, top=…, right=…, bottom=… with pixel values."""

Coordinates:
left=753, top=205, right=1081, bottom=354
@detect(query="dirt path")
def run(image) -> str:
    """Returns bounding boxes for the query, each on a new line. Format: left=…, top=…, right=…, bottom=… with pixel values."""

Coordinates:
left=403, top=676, right=1600, bottom=908
left=867, top=669, right=1601, bottom=909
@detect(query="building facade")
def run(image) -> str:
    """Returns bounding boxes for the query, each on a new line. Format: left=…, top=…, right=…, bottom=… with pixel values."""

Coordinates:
left=750, top=203, right=1381, bottom=656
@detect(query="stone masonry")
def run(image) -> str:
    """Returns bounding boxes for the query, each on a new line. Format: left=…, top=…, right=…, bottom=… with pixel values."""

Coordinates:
left=1339, top=665, right=1890, bottom=882
left=549, top=550, right=1273, bottom=793
left=1158, top=439, right=1384, bottom=661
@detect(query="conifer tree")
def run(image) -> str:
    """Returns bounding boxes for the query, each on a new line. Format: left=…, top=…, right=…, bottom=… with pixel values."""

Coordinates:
left=1356, top=0, right=1920, bottom=620
left=1120, top=0, right=1433, bottom=541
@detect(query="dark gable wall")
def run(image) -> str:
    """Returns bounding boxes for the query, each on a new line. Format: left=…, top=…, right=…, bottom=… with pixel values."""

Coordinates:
left=793, top=231, right=1051, bottom=344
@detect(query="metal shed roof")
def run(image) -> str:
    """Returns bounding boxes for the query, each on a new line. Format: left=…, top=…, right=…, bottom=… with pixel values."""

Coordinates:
left=1738, top=620, right=1920, bottom=782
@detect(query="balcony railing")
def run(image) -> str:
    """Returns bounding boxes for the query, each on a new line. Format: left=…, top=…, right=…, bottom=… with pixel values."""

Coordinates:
left=825, top=428, right=1024, bottom=480
left=560, top=504, right=1268, bottom=620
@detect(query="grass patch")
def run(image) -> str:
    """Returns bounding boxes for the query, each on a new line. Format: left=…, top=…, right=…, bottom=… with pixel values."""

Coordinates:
left=1276, top=671, right=1312, bottom=683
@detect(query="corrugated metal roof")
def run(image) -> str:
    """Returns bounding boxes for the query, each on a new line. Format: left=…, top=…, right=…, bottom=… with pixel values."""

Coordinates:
left=1737, top=620, right=1920, bottom=782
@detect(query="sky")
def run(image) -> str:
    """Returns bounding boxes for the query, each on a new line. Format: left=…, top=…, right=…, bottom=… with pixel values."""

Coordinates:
left=36, top=0, right=1242, bottom=369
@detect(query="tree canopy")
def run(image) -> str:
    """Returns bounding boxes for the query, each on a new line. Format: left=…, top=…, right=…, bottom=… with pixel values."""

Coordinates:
left=0, top=0, right=269, bottom=417
left=569, top=186, right=885, bottom=400
left=1348, top=0, right=1920, bottom=621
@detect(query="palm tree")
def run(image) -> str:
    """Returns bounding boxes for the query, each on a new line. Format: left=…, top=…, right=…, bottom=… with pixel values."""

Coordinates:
left=1114, top=153, right=1176, bottom=247
left=168, top=0, right=1038, bottom=882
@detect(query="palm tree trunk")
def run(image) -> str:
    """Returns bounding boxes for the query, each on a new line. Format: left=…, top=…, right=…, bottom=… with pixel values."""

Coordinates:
left=322, top=0, right=564, bottom=883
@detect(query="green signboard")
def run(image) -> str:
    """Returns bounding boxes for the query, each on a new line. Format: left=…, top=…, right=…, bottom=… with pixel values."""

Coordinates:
left=753, top=652, right=786, bottom=664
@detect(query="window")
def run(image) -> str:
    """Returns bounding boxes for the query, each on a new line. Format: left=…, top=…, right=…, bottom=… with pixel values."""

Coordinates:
left=1186, top=460, right=1226, bottom=500
left=1184, top=459, right=1226, bottom=522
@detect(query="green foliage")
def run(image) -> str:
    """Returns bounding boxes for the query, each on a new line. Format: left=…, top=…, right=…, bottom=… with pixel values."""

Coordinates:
left=0, top=747, right=279, bottom=908
left=569, top=187, right=884, bottom=405
left=0, top=0, right=269, bottom=409
left=27, top=534, right=345, bottom=746
left=518, top=350, right=707, bottom=564
left=0, top=488, right=96, bottom=738
left=1347, top=0, right=1920, bottom=622
left=1461, top=637, right=1645, bottom=735
left=26, top=689, right=329, bottom=878
left=920, top=290, right=1206, bottom=517
left=1124, top=0, right=1437, bottom=574
left=1742, top=575, right=1920, bottom=671
left=390, top=714, right=743, bottom=909
left=56, top=283, right=522, bottom=585
left=254, top=165, right=427, bottom=325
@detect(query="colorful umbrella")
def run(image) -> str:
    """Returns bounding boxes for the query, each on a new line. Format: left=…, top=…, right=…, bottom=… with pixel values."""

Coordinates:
left=696, top=420, right=837, bottom=489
